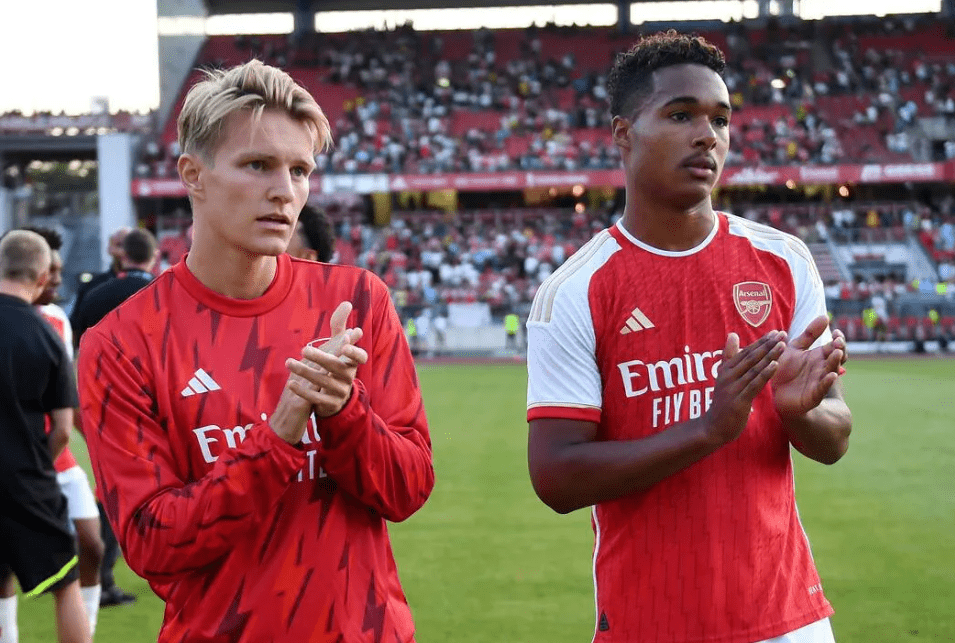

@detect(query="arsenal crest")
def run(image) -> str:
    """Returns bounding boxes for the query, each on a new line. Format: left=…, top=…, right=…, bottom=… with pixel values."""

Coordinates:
left=733, top=282, right=773, bottom=327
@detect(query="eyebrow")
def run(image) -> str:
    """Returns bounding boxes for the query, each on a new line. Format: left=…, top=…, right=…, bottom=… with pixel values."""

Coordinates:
left=662, top=96, right=733, bottom=112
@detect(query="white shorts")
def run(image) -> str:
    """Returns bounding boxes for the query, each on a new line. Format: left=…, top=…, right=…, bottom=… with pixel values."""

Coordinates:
left=56, top=466, right=100, bottom=523
left=757, top=618, right=835, bottom=643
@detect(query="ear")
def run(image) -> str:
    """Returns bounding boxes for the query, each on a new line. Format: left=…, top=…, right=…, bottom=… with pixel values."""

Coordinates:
left=34, top=269, right=50, bottom=299
left=178, top=153, right=205, bottom=201
left=611, top=115, right=632, bottom=151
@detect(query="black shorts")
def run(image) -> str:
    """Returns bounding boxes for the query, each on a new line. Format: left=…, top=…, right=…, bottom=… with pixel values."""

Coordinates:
left=0, top=491, right=79, bottom=596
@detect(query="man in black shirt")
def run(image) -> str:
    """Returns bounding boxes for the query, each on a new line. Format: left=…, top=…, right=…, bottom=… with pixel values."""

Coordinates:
left=71, top=227, right=158, bottom=607
left=69, top=226, right=130, bottom=328
left=72, top=228, right=158, bottom=346
left=0, top=230, right=90, bottom=643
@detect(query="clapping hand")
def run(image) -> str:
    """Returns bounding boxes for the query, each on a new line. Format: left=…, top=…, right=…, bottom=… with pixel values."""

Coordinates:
left=772, top=315, right=846, bottom=418
left=287, top=301, right=368, bottom=418
left=704, top=330, right=787, bottom=445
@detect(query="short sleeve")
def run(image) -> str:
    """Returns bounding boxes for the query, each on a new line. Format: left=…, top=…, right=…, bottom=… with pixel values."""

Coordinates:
left=526, top=272, right=602, bottom=423
left=41, top=328, right=77, bottom=411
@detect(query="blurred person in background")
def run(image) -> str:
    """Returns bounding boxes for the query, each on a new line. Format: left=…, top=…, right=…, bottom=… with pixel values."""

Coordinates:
left=72, top=227, right=161, bottom=608
left=72, top=228, right=159, bottom=347
left=0, top=230, right=90, bottom=643
left=70, top=226, right=131, bottom=323
left=286, top=204, right=336, bottom=262
left=0, top=226, right=105, bottom=634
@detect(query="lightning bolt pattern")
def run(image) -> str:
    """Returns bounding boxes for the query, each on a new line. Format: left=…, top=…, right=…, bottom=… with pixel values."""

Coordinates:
left=76, top=255, right=432, bottom=642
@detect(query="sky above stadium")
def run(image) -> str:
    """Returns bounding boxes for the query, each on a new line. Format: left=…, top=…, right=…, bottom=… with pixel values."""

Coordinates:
left=0, top=0, right=942, bottom=116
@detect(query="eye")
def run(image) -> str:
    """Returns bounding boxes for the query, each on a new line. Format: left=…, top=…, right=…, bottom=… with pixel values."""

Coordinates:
left=669, top=111, right=690, bottom=122
left=291, top=166, right=310, bottom=177
left=712, top=116, right=730, bottom=128
left=247, top=160, right=266, bottom=171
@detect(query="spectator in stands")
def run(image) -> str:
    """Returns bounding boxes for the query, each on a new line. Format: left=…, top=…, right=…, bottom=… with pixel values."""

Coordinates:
left=143, top=15, right=953, bottom=177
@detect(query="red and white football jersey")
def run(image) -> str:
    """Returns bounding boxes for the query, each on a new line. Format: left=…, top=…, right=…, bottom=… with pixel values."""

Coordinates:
left=39, top=303, right=78, bottom=472
left=78, top=254, right=433, bottom=643
left=527, top=214, right=834, bottom=643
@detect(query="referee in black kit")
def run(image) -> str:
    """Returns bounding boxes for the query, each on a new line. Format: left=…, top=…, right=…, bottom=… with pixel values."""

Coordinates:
left=0, top=230, right=90, bottom=643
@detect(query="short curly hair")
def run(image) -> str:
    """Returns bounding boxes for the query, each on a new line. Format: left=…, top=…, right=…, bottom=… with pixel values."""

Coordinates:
left=297, top=205, right=336, bottom=263
left=21, top=225, right=63, bottom=251
left=607, top=30, right=726, bottom=119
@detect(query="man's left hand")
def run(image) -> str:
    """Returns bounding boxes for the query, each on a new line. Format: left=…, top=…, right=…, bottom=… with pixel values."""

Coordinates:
left=772, top=315, right=846, bottom=417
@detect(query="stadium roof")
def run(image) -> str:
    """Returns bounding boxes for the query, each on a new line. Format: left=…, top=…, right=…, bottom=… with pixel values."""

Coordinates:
left=203, top=0, right=674, bottom=14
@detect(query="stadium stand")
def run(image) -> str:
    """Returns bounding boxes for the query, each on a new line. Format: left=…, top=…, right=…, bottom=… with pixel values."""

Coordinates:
left=136, top=15, right=955, bottom=178
left=3, top=11, right=953, bottom=353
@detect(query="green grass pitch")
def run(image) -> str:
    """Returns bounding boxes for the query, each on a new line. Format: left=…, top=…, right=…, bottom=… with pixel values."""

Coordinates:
left=16, top=358, right=955, bottom=641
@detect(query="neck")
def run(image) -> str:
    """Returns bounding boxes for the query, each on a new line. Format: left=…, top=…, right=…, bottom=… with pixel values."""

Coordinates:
left=121, top=262, right=153, bottom=274
left=185, top=242, right=278, bottom=299
left=619, top=191, right=716, bottom=252
left=0, top=280, right=36, bottom=303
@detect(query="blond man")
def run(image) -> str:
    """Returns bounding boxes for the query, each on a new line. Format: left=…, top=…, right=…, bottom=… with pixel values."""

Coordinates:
left=78, top=61, right=433, bottom=642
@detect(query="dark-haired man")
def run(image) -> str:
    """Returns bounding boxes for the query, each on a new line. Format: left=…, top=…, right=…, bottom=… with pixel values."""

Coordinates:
left=71, top=227, right=160, bottom=609
left=526, top=31, right=851, bottom=643
left=286, top=204, right=336, bottom=262
left=70, top=226, right=130, bottom=324
left=72, top=228, right=158, bottom=346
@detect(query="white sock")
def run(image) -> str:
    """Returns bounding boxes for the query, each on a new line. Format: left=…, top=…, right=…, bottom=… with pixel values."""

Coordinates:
left=0, top=596, right=18, bottom=643
left=81, top=585, right=101, bottom=636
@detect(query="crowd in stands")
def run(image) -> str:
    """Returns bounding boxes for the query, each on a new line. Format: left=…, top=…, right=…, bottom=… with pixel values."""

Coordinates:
left=150, top=195, right=954, bottom=337
left=138, top=15, right=955, bottom=179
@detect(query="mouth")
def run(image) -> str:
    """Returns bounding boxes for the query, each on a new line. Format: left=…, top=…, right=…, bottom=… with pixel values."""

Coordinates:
left=257, top=214, right=291, bottom=226
left=681, top=155, right=718, bottom=173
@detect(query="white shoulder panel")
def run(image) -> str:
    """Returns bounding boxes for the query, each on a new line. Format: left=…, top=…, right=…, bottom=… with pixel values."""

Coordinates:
left=527, top=230, right=621, bottom=414
left=40, top=302, right=74, bottom=361
left=726, top=214, right=831, bottom=347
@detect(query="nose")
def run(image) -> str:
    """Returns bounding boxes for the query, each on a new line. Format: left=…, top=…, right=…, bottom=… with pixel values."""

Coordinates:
left=268, top=168, right=295, bottom=204
left=692, top=120, right=718, bottom=150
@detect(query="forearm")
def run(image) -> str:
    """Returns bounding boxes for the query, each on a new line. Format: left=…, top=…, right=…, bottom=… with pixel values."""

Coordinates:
left=94, top=426, right=305, bottom=581
left=532, top=418, right=722, bottom=514
left=318, top=380, right=434, bottom=522
left=781, top=397, right=852, bottom=464
left=47, top=409, right=72, bottom=461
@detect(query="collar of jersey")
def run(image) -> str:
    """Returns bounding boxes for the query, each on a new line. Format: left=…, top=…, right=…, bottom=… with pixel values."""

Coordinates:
left=614, top=212, right=721, bottom=257
left=172, top=253, right=293, bottom=317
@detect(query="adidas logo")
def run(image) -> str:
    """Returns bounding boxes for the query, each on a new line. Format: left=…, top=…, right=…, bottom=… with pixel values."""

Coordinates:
left=619, top=307, right=655, bottom=334
left=180, top=368, right=222, bottom=397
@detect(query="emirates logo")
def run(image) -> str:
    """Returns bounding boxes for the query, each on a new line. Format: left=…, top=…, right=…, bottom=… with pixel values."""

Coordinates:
left=733, top=281, right=773, bottom=327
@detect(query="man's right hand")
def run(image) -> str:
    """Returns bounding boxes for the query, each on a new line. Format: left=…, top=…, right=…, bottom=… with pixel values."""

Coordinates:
left=702, top=330, right=786, bottom=447
left=270, top=302, right=366, bottom=445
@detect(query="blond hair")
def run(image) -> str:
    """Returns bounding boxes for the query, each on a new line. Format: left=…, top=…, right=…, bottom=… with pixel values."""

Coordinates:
left=178, top=59, right=331, bottom=160
left=0, top=229, right=51, bottom=283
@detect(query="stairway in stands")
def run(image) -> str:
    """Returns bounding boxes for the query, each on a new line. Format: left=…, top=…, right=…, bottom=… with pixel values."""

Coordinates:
left=807, top=242, right=844, bottom=283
